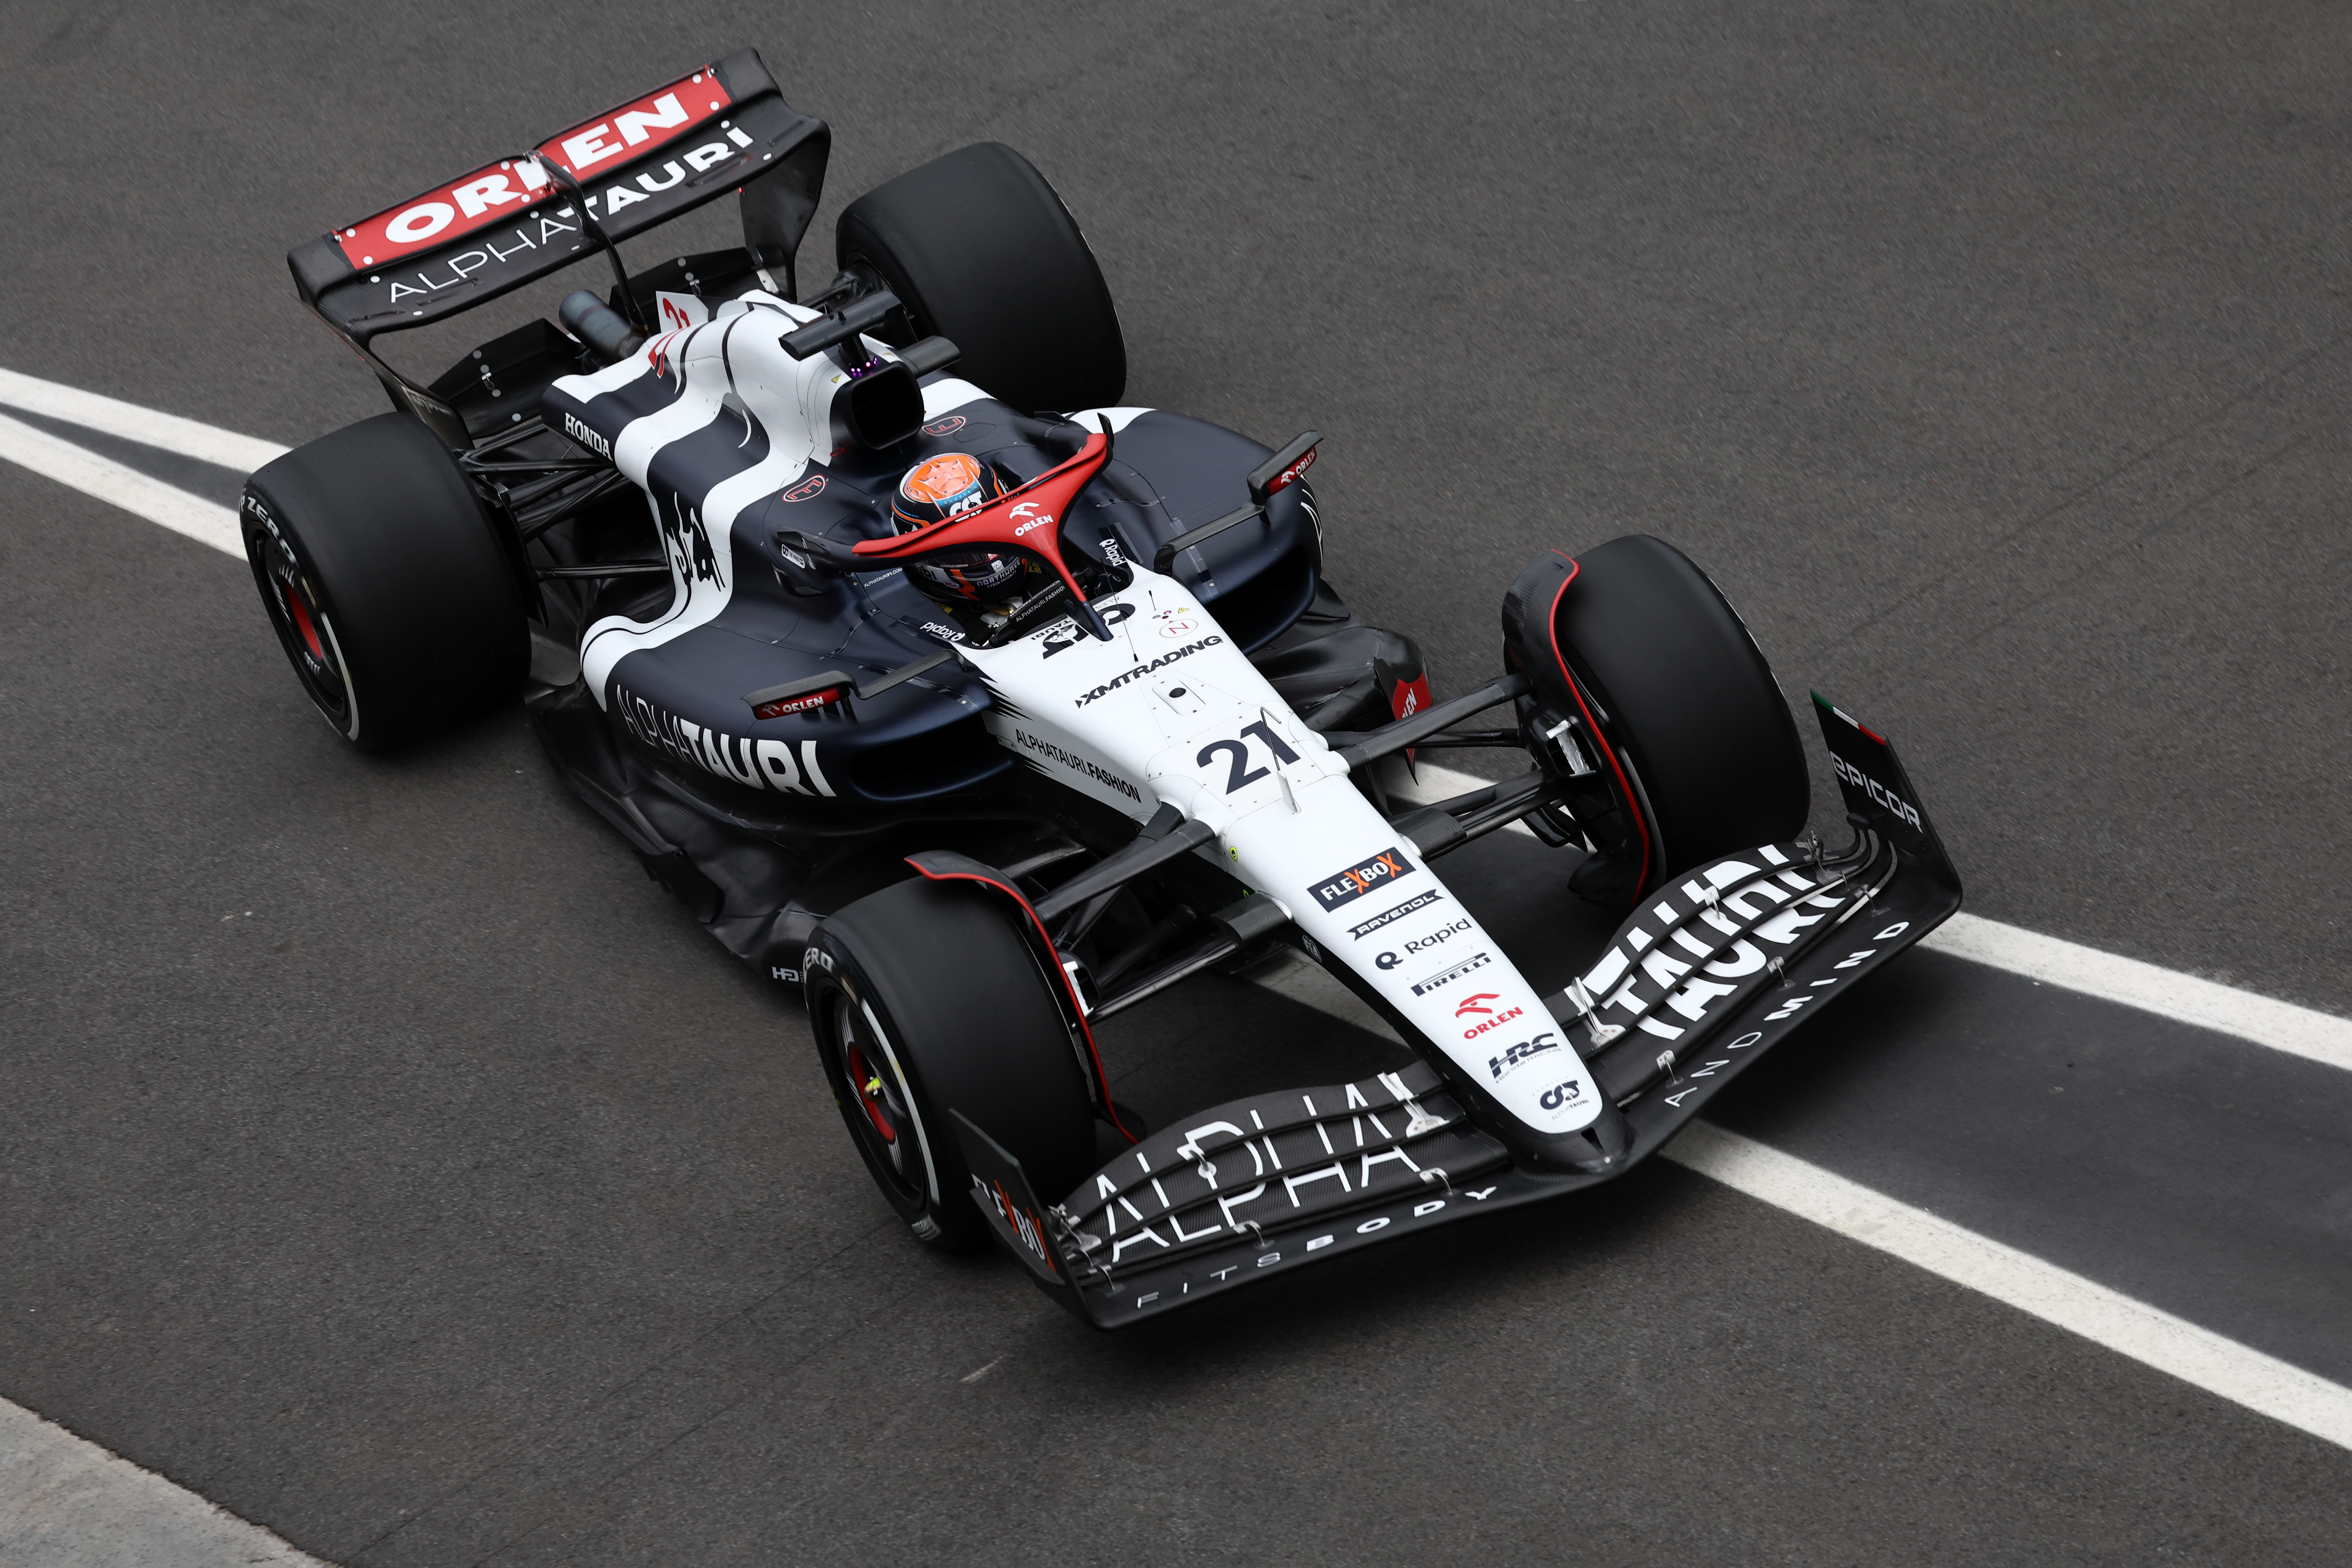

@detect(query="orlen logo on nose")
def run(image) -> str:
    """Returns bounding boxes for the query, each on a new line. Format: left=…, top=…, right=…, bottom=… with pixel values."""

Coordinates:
left=1453, top=993, right=1499, bottom=1018
left=1462, top=1005, right=1525, bottom=1040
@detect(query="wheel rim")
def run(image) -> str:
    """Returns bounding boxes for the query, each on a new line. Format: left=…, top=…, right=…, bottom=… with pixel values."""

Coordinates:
left=830, top=992, right=927, bottom=1205
left=255, top=540, right=353, bottom=729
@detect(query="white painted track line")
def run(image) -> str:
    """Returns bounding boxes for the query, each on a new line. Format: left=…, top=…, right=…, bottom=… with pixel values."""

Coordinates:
left=1925, top=910, right=2352, bottom=1073
left=1407, top=761, right=2352, bottom=1076
left=0, top=412, right=245, bottom=559
left=0, top=367, right=2338, bottom=1083
left=0, top=367, right=290, bottom=474
left=0, top=1400, right=327, bottom=1567
left=1665, top=1123, right=2352, bottom=1453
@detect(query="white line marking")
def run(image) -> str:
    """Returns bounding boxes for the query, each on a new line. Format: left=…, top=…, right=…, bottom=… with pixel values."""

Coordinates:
left=1923, top=911, right=2352, bottom=1073
left=1409, top=760, right=2352, bottom=1073
left=0, top=1396, right=330, bottom=1566
left=0, top=366, right=290, bottom=474
left=0, top=412, right=245, bottom=559
left=1663, top=1122, right=2352, bottom=1453
left=0, top=374, right=2343, bottom=1078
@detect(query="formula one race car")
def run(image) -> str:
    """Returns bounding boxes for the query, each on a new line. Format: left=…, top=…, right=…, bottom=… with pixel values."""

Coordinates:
left=245, top=49, right=1964, bottom=1326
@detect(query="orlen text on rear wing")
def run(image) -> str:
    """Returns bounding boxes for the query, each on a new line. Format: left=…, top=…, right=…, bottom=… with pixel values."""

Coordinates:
left=286, top=48, right=828, bottom=436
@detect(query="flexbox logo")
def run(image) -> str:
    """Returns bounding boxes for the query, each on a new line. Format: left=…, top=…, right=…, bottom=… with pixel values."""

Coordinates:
left=1309, top=846, right=1414, bottom=912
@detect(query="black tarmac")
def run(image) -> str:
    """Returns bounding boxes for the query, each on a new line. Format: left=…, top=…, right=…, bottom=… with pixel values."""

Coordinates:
left=4, top=2, right=2350, bottom=1563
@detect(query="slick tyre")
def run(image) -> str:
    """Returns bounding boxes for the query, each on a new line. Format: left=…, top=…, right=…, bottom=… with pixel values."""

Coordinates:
left=806, top=876, right=1098, bottom=1251
left=1555, top=535, right=1808, bottom=883
left=242, top=413, right=525, bottom=751
left=837, top=142, right=1127, bottom=414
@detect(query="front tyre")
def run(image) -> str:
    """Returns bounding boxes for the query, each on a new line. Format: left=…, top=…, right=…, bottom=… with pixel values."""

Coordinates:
left=1534, top=535, right=1809, bottom=893
left=242, top=413, right=524, bottom=751
left=806, top=877, right=1099, bottom=1251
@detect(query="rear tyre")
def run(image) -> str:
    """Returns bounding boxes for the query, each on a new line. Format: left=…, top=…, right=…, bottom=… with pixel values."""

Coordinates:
left=1555, top=535, right=1809, bottom=884
left=241, top=413, right=524, bottom=751
left=836, top=142, right=1127, bottom=414
left=806, top=877, right=1098, bottom=1251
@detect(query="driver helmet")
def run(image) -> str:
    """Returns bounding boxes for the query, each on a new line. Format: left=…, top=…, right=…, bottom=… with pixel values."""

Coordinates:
left=891, top=452, right=1027, bottom=604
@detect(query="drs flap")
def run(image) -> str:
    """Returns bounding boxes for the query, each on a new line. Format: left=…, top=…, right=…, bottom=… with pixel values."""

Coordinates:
left=290, top=48, right=829, bottom=344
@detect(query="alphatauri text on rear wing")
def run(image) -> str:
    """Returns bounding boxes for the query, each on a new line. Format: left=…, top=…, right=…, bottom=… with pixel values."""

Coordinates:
left=286, top=48, right=829, bottom=438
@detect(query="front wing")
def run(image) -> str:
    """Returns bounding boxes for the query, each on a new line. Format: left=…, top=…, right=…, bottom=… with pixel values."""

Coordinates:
left=953, top=697, right=1964, bottom=1327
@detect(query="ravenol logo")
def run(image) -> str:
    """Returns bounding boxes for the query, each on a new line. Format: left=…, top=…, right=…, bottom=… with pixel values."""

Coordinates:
left=1309, top=846, right=1414, bottom=912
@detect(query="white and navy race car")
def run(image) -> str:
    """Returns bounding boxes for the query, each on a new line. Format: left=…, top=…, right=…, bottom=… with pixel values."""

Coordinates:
left=244, top=49, right=1963, bottom=1325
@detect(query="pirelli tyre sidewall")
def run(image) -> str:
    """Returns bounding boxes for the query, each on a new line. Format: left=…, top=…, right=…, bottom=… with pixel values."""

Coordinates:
left=241, top=412, right=525, bottom=753
left=805, top=876, right=1098, bottom=1253
left=1553, top=535, right=1810, bottom=882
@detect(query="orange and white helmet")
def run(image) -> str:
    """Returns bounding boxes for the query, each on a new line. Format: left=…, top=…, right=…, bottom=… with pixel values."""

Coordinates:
left=891, top=452, right=1026, bottom=603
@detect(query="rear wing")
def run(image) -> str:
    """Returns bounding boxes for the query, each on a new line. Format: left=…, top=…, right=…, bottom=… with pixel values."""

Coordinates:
left=288, top=48, right=827, bottom=438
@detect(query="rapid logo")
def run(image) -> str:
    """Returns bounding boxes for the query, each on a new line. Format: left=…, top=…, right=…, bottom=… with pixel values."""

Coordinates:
left=1308, top=846, right=1414, bottom=912
left=1348, top=890, right=1442, bottom=941
left=1488, top=1032, right=1561, bottom=1080
left=1400, top=918, right=1470, bottom=956
left=1410, top=950, right=1492, bottom=996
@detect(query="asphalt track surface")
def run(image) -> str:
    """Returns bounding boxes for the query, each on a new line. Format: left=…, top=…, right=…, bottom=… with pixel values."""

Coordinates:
left=5, top=1, right=2351, bottom=1563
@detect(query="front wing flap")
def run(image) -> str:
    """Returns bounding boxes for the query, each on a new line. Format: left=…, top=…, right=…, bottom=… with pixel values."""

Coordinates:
left=952, top=701, right=1964, bottom=1327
